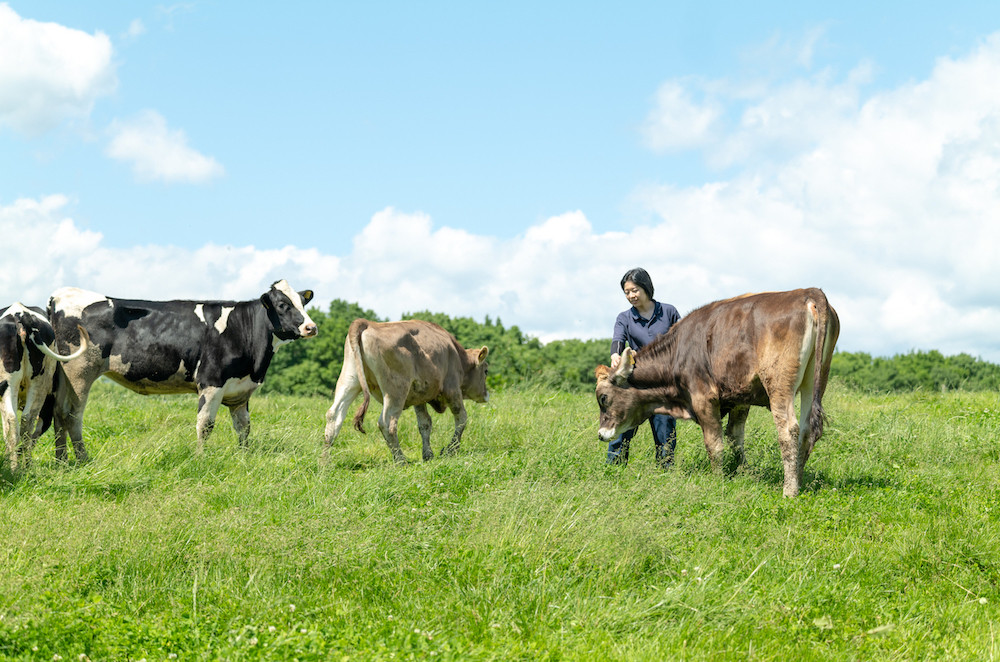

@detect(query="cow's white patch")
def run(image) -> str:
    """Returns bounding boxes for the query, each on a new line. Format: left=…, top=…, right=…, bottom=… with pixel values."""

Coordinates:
left=215, top=307, right=233, bottom=334
left=50, top=287, right=109, bottom=318
left=194, top=304, right=206, bottom=324
left=1, top=302, right=27, bottom=321
left=106, top=354, right=195, bottom=395
left=220, top=375, right=260, bottom=403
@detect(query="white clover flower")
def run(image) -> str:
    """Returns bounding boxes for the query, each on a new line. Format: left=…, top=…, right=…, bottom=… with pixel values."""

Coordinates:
left=833, top=564, right=842, bottom=570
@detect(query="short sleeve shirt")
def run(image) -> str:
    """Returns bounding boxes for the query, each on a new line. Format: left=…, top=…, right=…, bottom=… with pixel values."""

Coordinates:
left=611, top=300, right=681, bottom=354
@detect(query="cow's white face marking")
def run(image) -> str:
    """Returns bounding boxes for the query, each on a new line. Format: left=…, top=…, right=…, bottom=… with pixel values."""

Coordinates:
left=272, top=279, right=316, bottom=337
left=51, top=288, right=109, bottom=318
left=598, top=426, right=619, bottom=442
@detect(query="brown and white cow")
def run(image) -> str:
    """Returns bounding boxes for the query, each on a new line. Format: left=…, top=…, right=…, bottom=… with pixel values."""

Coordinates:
left=323, top=319, right=489, bottom=464
left=595, top=288, right=839, bottom=497
left=1, top=303, right=89, bottom=470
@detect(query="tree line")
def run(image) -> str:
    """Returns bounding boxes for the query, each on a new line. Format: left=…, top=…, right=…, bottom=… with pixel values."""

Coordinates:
left=261, top=300, right=1000, bottom=396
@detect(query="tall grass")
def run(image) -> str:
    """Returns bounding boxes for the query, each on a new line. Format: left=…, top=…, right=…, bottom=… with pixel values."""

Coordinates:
left=0, top=380, right=998, bottom=660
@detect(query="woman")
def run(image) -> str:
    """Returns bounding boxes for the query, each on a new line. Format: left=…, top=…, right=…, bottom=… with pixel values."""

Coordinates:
left=607, top=267, right=681, bottom=467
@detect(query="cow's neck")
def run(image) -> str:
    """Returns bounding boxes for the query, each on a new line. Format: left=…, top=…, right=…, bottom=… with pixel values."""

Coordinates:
left=235, top=301, right=278, bottom=382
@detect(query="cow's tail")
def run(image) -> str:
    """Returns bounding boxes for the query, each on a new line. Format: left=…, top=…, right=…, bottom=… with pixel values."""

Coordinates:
left=350, top=319, right=372, bottom=433
left=31, top=325, right=91, bottom=363
left=807, top=290, right=840, bottom=445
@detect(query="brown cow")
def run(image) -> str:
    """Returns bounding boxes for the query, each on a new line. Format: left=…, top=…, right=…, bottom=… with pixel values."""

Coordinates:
left=323, top=319, right=489, bottom=464
left=595, top=288, right=839, bottom=497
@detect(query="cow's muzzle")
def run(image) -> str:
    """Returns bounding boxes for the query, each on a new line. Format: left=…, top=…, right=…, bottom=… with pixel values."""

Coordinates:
left=300, top=323, right=318, bottom=338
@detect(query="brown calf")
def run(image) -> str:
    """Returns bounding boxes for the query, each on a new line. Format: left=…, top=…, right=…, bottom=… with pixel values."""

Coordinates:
left=323, top=319, right=489, bottom=464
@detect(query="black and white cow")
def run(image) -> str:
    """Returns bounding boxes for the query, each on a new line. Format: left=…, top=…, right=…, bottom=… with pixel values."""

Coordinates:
left=47, top=280, right=317, bottom=461
left=1, top=303, right=89, bottom=470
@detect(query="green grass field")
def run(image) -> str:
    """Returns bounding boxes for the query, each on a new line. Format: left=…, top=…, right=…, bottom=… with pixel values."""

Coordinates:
left=1, top=381, right=998, bottom=660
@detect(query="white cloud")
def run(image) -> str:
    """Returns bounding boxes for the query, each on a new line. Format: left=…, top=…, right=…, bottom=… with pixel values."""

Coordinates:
left=641, top=81, right=722, bottom=152
left=106, top=110, right=225, bottom=183
left=123, top=18, right=146, bottom=40
left=0, top=3, right=116, bottom=135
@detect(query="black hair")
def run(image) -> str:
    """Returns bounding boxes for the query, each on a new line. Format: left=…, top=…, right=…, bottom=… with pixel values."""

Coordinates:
left=620, top=267, right=654, bottom=299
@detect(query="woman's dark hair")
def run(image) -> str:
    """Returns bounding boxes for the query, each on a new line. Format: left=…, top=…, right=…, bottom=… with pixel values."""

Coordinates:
left=620, top=267, right=654, bottom=299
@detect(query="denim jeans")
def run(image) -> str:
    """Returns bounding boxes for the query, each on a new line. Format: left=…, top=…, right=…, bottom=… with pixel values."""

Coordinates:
left=607, top=414, right=677, bottom=466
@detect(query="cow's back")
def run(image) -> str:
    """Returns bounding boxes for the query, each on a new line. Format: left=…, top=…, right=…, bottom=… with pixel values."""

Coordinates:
left=653, top=288, right=826, bottom=406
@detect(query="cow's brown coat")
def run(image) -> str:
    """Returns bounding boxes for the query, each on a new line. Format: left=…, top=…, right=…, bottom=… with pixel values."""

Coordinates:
left=595, top=288, right=839, bottom=497
left=323, top=319, right=489, bottom=464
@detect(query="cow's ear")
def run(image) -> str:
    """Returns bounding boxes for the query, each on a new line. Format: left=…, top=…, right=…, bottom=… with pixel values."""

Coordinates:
left=611, top=347, right=635, bottom=384
left=300, top=290, right=314, bottom=304
left=478, top=346, right=489, bottom=363
left=259, top=293, right=273, bottom=310
left=595, top=364, right=611, bottom=383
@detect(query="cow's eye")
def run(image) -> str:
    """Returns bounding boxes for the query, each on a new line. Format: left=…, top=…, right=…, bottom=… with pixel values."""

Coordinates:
left=599, top=394, right=608, bottom=408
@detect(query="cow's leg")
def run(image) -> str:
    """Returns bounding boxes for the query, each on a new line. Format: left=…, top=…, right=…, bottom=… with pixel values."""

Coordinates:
left=377, top=398, right=408, bottom=464
left=196, top=387, right=225, bottom=454
left=53, top=394, right=90, bottom=464
left=443, top=400, right=468, bottom=456
left=693, top=398, right=725, bottom=473
left=771, top=396, right=801, bottom=498
left=414, top=404, right=434, bottom=461
left=725, top=405, right=750, bottom=470
left=322, top=370, right=362, bottom=465
left=797, top=362, right=818, bottom=473
left=17, top=377, right=47, bottom=469
left=228, top=401, right=251, bottom=447
left=1, top=386, right=19, bottom=471
left=51, top=361, right=94, bottom=464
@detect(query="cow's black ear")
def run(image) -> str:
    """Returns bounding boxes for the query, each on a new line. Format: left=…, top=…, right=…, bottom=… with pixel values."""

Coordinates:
left=260, top=293, right=273, bottom=310
left=300, top=290, right=314, bottom=304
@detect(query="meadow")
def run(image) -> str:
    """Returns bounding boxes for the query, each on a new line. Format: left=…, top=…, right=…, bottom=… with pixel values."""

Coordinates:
left=0, top=381, right=998, bottom=660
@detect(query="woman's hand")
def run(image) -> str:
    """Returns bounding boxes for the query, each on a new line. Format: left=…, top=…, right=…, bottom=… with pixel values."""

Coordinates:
left=610, top=353, right=621, bottom=369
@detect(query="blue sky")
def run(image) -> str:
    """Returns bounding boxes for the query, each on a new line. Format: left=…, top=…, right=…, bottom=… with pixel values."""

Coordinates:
left=4, top=1, right=1000, bottom=361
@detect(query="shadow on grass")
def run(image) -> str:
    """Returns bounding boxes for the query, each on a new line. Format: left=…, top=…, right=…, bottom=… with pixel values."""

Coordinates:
left=751, top=463, right=899, bottom=495
left=41, top=477, right=153, bottom=502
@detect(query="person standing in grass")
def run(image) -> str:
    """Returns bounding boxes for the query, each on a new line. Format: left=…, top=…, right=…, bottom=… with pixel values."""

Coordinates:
left=607, top=267, right=682, bottom=467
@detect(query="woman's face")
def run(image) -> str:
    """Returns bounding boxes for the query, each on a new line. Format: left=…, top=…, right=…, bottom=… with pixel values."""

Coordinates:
left=622, top=280, right=650, bottom=308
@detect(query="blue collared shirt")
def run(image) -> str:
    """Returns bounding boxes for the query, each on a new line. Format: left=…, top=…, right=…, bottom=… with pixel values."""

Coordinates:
left=611, top=300, right=681, bottom=355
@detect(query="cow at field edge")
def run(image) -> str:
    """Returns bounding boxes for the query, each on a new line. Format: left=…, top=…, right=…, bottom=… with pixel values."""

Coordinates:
left=1, top=303, right=89, bottom=470
left=323, top=319, right=489, bottom=465
left=47, top=280, right=317, bottom=461
left=595, top=288, right=839, bottom=497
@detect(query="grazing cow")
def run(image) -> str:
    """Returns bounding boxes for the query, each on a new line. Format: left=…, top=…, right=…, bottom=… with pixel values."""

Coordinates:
left=323, top=319, right=489, bottom=464
left=47, top=280, right=317, bottom=461
left=595, top=288, right=839, bottom=497
left=1, top=303, right=89, bottom=470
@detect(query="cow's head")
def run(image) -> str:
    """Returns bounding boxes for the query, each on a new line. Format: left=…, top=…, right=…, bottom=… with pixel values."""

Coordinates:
left=595, top=347, right=652, bottom=441
left=260, top=280, right=318, bottom=341
left=462, top=346, right=490, bottom=403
